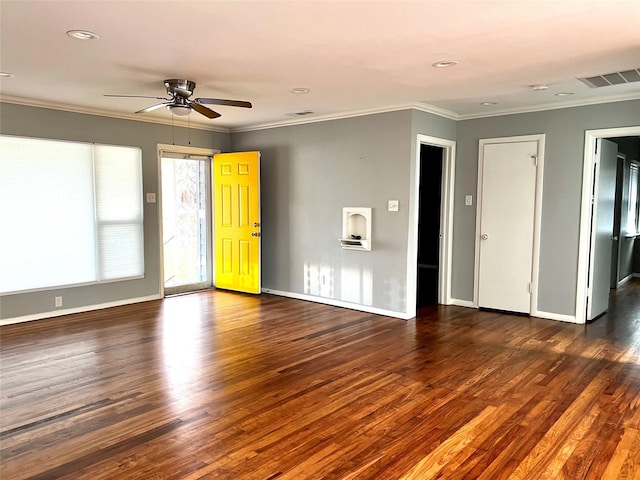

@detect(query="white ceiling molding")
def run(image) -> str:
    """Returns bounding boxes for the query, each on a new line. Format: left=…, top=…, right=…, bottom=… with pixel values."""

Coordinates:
left=0, top=95, right=231, bottom=134
left=229, top=103, right=446, bottom=133
left=457, top=92, right=640, bottom=121
left=4, top=94, right=640, bottom=135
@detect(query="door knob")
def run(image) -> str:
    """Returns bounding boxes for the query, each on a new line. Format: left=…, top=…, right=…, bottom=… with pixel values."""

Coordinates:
left=612, top=235, right=619, bottom=241
left=481, top=234, right=489, bottom=240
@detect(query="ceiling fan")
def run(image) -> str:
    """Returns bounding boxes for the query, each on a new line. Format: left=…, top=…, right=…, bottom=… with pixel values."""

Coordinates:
left=105, top=79, right=252, bottom=119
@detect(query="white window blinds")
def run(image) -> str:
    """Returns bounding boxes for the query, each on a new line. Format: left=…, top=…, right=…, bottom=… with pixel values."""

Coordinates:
left=0, top=135, right=144, bottom=294
left=94, top=145, right=144, bottom=280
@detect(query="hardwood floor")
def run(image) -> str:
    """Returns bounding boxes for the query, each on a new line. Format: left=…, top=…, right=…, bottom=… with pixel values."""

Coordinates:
left=1, top=281, right=639, bottom=479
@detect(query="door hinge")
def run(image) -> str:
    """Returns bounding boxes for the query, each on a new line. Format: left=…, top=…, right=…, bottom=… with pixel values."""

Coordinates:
left=528, top=282, right=532, bottom=294
left=531, top=155, right=538, bottom=167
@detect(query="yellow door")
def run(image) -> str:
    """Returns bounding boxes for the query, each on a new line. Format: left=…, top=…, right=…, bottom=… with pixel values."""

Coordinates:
left=213, top=151, right=261, bottom=294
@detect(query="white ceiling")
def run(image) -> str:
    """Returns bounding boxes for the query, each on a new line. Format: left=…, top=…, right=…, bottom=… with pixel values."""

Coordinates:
left=1, top=0, right=639, bottom=131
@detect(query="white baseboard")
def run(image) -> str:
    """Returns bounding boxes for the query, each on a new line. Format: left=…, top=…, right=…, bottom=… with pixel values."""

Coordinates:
left=261, top=288, right=414, bottom=320
left=449, top=298, right=476, bottom=308
left=618, top=274, right=633, bottom=287
left=0, top=294, right=163, bottom=326
left=445, top=300, right=580, bottom=324
left=532, top=310, right=581, bottom=324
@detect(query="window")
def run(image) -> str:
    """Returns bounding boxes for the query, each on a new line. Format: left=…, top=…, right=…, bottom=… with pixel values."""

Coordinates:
left=627, top=163, right=640, bottom=236
left=0, top=135, right=144, bottom=294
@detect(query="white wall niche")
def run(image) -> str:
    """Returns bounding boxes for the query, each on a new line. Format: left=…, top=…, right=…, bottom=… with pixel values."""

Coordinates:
left=340, top=207, right=371, bottom=251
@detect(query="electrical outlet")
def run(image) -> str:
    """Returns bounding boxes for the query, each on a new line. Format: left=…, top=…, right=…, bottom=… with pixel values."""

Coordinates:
left=55, top=296, right=63, bottom=307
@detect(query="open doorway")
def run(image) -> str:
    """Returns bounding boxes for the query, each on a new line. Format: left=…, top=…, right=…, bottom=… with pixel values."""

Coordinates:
left=417, top=145, right=443, bottom=307
left=407, top=135, right=456, bottom=317
left=158, top=145, right=217, bottom=296
left=610, top=138, right=640, bottom=289
left=577, top=128, right=640, bottom=323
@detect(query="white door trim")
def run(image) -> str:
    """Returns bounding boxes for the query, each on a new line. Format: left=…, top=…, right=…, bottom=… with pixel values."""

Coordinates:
left=577, top=126, right=640, bottom=324
left=407, top=135, right=456, bottom=317
left=473, top=134, right=545, bottom=314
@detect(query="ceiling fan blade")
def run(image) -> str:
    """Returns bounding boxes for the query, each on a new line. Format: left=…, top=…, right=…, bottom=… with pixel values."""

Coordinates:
left=190, top=102, right=221, bottom=119
left=104, top=94, right=169, bottom=100
left=135, top=102, right=171, bottom=114
left=195, top=98, right=252, bottom=108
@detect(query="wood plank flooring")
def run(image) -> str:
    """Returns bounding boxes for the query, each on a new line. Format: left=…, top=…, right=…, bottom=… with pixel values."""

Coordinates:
left=1, top=280, right=639, bottom=479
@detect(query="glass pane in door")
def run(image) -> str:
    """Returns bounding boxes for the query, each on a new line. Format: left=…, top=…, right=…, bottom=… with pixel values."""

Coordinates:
left=162, top=156, right=211, bottom=294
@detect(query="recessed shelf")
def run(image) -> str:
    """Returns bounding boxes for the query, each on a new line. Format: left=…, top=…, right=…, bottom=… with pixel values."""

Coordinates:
left=339, top=238, right=370, bottom=250
left=341, top=207, right=371, bottom=251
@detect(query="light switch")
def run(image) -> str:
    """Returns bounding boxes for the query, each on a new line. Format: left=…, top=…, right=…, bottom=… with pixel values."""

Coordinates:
left=465, top=195, right=473, bottom=206
left=388, top=200, right=399, bottom=212
left=146, top=193, right=156, bottom=203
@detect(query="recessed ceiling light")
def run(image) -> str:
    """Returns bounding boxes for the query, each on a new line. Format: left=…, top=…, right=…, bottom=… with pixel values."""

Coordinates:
left=531, top=84, right=549, bottom=91
left=432, top=60, right=459, bottom=68
left=555, top=92, right=575, bottom=97
left=481, top=102, right=497, bottom=106
left=290, top=87, right=311, bottom=94
left=66, top=30, right=100, bottom=40
left=0, top=72, right=15, bottom=78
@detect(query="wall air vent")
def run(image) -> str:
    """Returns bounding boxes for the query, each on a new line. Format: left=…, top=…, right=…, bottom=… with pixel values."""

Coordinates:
left=578, top=69, right=640, bottom=88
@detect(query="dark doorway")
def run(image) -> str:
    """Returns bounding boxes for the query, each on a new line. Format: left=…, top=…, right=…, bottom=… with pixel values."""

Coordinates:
left=417, top=144, right=444, bottom=307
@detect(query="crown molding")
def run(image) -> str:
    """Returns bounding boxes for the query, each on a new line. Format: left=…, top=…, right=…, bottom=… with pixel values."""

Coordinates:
left=0, top=95, right=231, bottom=133
left=3, top=93, right=638, bottom=135
left=456, top=92, right=640, bottom=120
left=229, top=103, right=459, bottom=133
left=411, top=103, right=460, bottom=121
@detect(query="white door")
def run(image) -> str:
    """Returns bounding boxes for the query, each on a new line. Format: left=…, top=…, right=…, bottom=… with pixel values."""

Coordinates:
left=587, top=138, right=618, bottom=320
left=477, top=141, right=538, bottom=314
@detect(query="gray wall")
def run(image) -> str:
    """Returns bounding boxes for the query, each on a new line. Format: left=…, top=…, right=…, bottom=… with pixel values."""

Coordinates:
left=0, top=102, right=230, bottom=319
left=231, top=110, right=454, bottom=315
left=2, top=99, right=639, bottom=321
left=453, top=100, right=640, bottom=316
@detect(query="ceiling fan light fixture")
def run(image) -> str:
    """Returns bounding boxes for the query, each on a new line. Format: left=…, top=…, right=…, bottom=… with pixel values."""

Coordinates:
left=0, top=72, right=15, bottom=78
left=290, top=87, right=311, bottom=94
left=66, top=30, right=100, bottom=40
left=167, top=104, right=191, bottom=116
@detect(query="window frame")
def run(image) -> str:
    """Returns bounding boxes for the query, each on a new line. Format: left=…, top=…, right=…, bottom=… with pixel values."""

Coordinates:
left=627, top=161, right=640, bottom=237
left=0, top=134, right=144, bottom=295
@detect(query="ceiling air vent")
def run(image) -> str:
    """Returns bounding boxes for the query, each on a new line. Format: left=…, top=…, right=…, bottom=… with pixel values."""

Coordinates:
left=578, top=68, right=640, bottom=88
left=286, top=110, right=315, bottom=117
